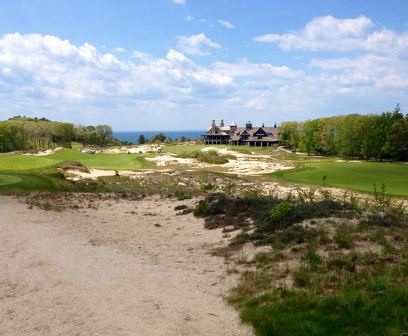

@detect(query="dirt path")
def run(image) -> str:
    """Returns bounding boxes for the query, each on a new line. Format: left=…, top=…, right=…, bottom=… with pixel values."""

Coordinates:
left=0, top=195, right=252, bottom=336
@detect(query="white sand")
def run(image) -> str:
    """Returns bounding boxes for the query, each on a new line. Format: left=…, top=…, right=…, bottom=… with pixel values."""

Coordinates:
left=146, top=154, right=198, bottom=167
left=0, top=195, right=253, bottom=336
left=22, top=147, right=64, bottom=156
left=146, top=151, right=293, bottom=175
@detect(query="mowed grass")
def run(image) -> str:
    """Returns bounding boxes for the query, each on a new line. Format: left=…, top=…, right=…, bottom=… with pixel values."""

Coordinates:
left=162, top=144, right=208, bottom=154
left=0, top=150, right=153, bottom=171
left=274, top=161, right=408, bottom=196
left=0, top=172, right=58, bottom=191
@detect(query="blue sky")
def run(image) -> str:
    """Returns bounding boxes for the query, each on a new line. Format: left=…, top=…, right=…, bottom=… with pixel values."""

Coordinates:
left=0, top=0, right=407, bottom=130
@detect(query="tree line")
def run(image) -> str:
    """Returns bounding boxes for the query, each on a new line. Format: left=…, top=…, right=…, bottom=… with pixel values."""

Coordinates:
left=280, top=105, right=408, bottom=161
left=0, top=116, right=114, bottom=152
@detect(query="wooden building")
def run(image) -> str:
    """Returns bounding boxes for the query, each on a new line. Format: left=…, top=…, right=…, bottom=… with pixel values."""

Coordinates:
left=202, top=120, right=280, bottom=146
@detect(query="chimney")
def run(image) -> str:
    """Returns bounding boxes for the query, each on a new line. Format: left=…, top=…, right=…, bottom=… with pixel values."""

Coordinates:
left=220, top=119, right=224, bottom=127
left=245, top=121, right=252, bottom=129
left=211, top=120, right=216, bottom=127
left=230, top=122, right=237, bottom=133
left=262, top=122, right=265, bottom=128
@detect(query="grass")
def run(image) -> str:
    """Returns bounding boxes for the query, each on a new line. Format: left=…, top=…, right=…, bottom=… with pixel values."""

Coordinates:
left=239, top=285, right=408, bottom=336
left=162, top=144, right=208, bottom=155
left=196, top=191, right=408, bottom=335
left=0, top=149, right=153, bottom=171
left=0, top=149, right=154, bottom=192
left=0, top=172, right=63, bottom=191
left=274, top=161, right=408, bottom=196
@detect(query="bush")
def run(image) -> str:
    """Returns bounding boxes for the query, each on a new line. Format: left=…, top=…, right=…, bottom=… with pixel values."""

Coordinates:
left=304, top=249, right=322, bottom=268
left=174, top=204, right=188, bottom=211
left=277, top=225, right=317, bottom=245
left=335, top=225, right=354, bottom=249
left=193, top=200, right=208, bottom=217
left=181, top=150, right=235, bottom=164
left=174, top=188, right=191, bottom=200
left=269, top=200, right=292, bottom=222
left=293, top=268, right=311, bottom=287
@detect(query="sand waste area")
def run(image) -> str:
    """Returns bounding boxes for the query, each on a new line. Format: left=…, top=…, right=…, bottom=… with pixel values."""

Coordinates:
left=0, top=195, right=253, bottom=336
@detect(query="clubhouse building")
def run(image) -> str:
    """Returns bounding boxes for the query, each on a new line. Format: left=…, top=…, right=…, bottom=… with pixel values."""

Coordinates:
left=202, top=120, right=281, bottom=147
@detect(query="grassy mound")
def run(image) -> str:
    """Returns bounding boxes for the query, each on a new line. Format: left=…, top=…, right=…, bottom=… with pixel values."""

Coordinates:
left=179, top=150, right=235, bottom=164
left=194, top=191, right=408, bottom=335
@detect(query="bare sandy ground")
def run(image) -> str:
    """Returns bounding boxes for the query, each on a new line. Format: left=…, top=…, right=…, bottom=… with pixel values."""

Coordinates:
left=0, top=195, right=253, bottom=336
left=22, top=147, right=64, bottom=156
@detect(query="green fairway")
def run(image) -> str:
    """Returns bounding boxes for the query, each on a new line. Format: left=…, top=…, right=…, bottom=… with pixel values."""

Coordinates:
left=0, top=150, right=153, bottom=171
left=0, top=174, right=22, bottom=186
left=0, top=173, right=58, bottom=191
left=162, top=144, right=208, bottom=154
left=275, top=161, right=408, bottom=196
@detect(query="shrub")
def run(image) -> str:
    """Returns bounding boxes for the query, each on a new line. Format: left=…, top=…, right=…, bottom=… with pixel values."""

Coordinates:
left=174, top=204, right=188, bottom=211
left=277, top=225, right=317, bottom=245
left=269, top=200, right=292, bottom=222
left=327, top=252, right=358, bottom=272
left=335, top=224, right=354, bottom=249
left=193, top=200, right=208, bottom=217
left=293, top=268, right=311, bottom=287
left=174, top=188, right=191, bottom=200
left=304, top=249, right=322, bottom=268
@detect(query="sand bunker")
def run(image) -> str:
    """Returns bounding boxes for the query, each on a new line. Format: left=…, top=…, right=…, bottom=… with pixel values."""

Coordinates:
left=146, top=154, right=200, bottom=167
left=147, top=151, right=293, bottom=175
left=223, top=158, right=292, bottom=175
left=22, top=147, right=63, bottom=156
left=82, top=144, right=164, bottom=155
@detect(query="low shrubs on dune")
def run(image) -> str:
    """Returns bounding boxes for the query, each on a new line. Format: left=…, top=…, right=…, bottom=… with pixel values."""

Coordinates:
left=179, top=150, right=235, bottom=164
left=58, top=161, right=90, bottom=173
left=194, top=188, right=408, bottom=336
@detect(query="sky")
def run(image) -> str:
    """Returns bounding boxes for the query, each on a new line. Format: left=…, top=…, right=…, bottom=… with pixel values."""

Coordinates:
left=0, top=0, right=407, bottom=130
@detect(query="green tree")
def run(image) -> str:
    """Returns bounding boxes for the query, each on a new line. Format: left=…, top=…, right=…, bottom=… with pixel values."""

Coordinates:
left=138, top=134, right=146, bottom=144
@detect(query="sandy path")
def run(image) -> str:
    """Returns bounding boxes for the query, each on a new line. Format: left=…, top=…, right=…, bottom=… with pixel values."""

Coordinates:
left=0, top=196, right=252, bottom=336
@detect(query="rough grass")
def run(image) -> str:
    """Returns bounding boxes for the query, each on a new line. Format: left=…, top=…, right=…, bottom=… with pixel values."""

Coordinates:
left=240, top=285, right=408, bottom=336
left=274, top=161, right=408, bottom=196
left=196, top=191, right=408, bottom=336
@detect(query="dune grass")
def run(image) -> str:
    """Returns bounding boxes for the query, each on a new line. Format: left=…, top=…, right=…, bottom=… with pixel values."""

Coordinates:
left=195, top=193, right=408, bottom=336
left=274, top=161, right=408, bottom=196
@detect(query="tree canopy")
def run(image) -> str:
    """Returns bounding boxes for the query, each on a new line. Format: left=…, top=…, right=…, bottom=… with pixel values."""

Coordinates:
left=280, top=106, right=408, bottom=161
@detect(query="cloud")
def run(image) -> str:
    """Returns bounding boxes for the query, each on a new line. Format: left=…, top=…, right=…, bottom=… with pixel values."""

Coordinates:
left=254, top=15, right=408, bottom=55
left=0, top=28, right=407, bottom=129
left=0, top=33, right=231, bottom=104
left=177, top=33, right=221, bottom=56
left=254, top=15, right=392, bottom=52
left=171, top=0, right=186, bottom=4
left=218, top=20, right=235, bottom=29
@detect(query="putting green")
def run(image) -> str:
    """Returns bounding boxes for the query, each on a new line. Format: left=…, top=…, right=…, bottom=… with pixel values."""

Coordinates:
left=0, top=174, right=23, bottom=186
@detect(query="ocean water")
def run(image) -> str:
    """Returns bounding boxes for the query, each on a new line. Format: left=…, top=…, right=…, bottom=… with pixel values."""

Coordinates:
left=113, top=130, right=204, bottom=143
